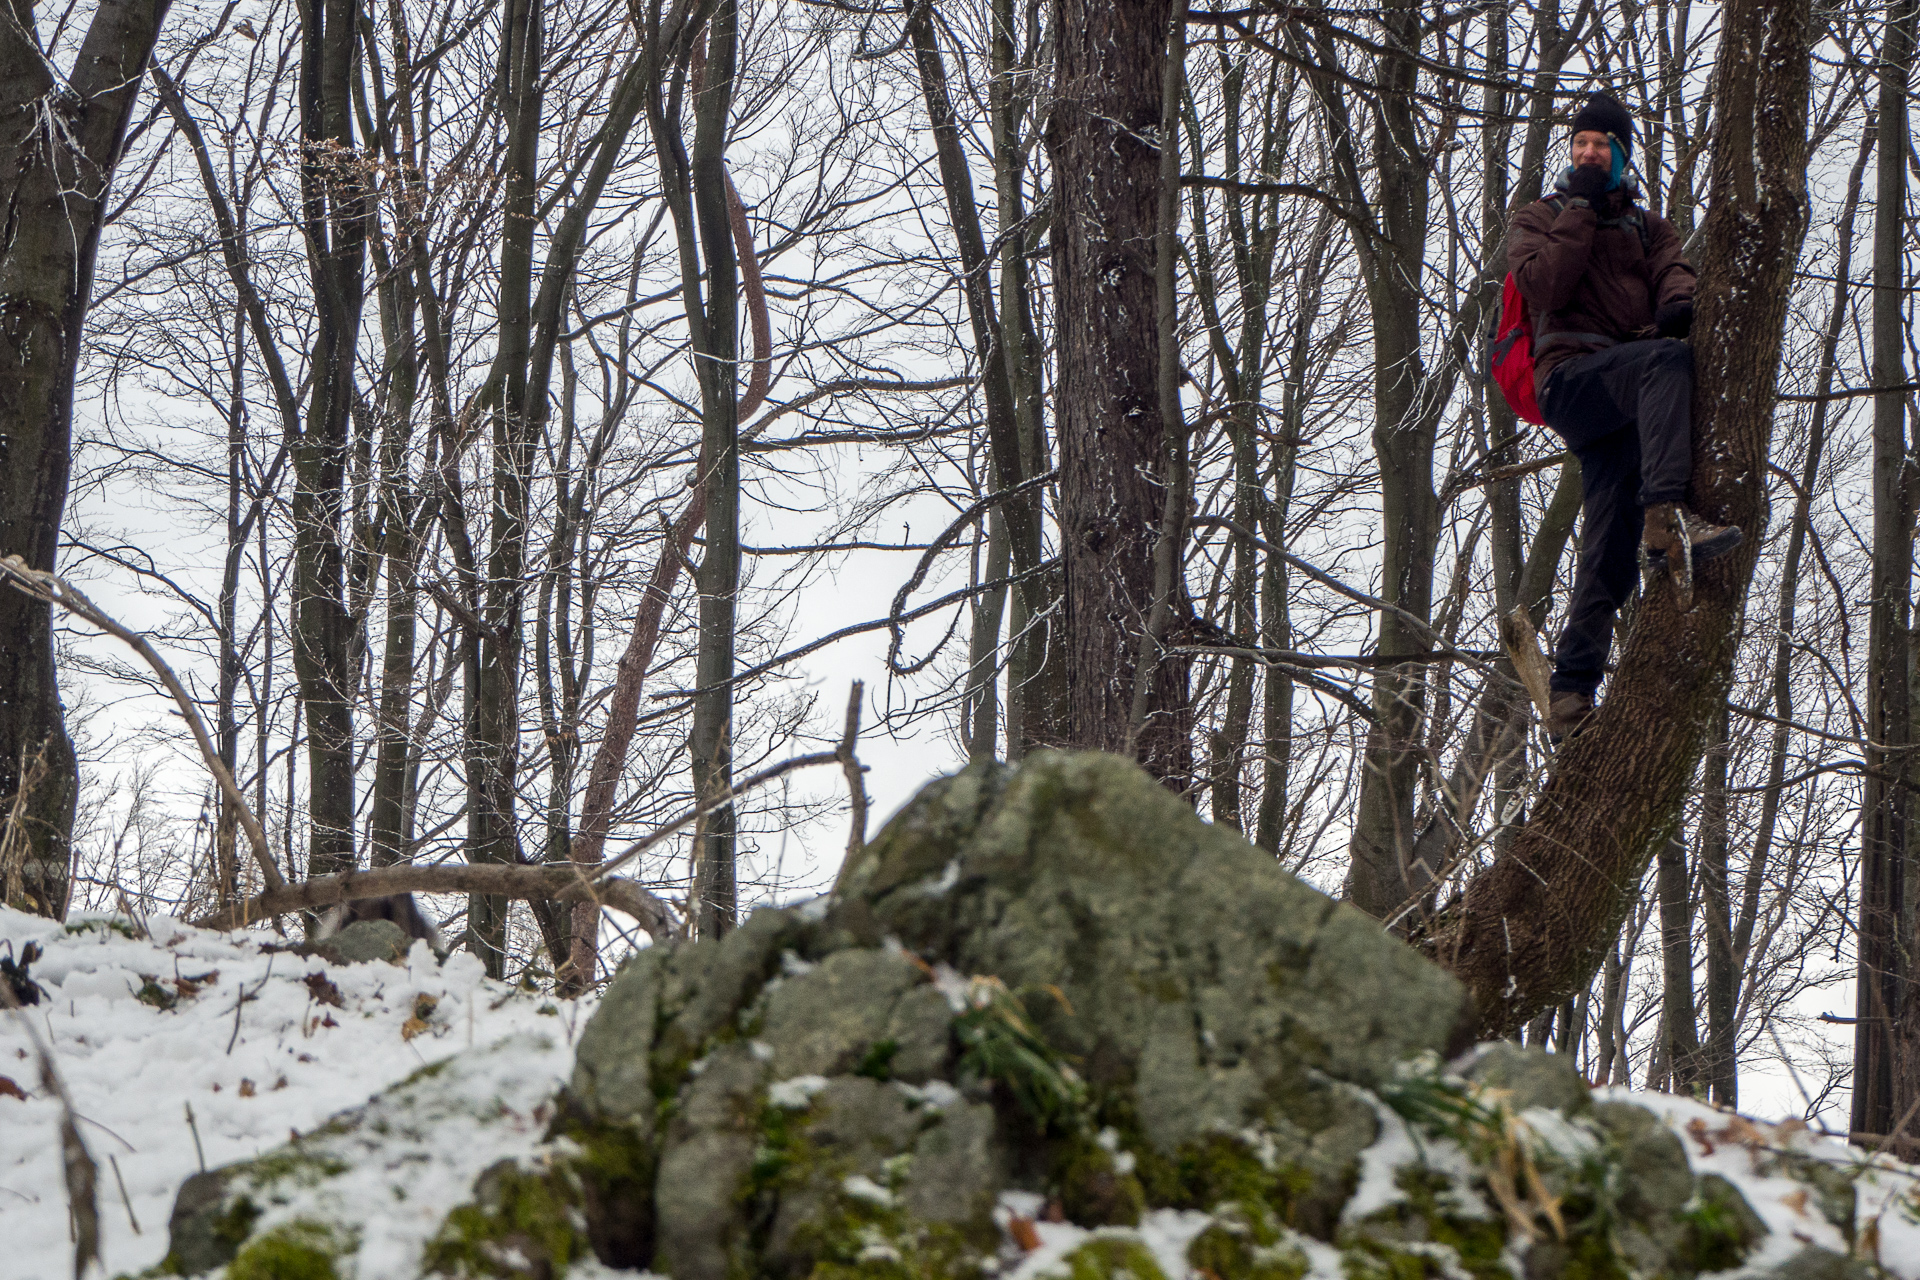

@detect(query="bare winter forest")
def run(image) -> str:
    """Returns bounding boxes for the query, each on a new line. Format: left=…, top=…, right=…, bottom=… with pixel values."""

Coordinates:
left=0, top=0, right=1914, bottom=1143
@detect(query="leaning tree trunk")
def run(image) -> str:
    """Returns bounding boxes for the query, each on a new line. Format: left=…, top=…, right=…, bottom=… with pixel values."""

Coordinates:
left=1418, top=0, right=1813, bottom=1037
left=0, top=0, right=174, bottom=917
left=1049, top=0, right=1189, bottom=787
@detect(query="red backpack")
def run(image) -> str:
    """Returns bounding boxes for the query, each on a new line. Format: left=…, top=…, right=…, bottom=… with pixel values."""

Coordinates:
left=1488, top=273, right=1544, bottom=425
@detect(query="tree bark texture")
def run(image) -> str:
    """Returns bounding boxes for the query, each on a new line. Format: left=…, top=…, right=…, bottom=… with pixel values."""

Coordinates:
left=292, top=0, right=372, bottom=888
left=467, top=0, right=545, bottom=976
left=0, top=0, right=174, bottom=917
left=1419, top=0, right=1813, bottom=1037
left=687, top=4, right=743, bottom=938
left=1861, top=0, right=1919, bottom=1137
left=1048, top=0, right=1190, bottom=786
left=1658, top=825, right=1703, bottom=1093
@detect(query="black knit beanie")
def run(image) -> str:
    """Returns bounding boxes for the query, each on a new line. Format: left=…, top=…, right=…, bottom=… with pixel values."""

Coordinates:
left=1569, top=92, right=1634, bottom=162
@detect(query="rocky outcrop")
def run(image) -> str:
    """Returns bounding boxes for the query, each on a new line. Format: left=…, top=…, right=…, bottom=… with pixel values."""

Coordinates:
left=158, top=751, right=1907, bottom=1278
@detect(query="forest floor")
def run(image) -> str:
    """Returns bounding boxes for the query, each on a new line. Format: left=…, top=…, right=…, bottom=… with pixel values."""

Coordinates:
left=5, top=906, right=1920, bottom=1279
left=0, top=904, right=601, bottom=1280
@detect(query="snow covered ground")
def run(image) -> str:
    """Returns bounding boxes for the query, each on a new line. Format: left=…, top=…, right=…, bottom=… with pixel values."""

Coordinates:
left=0, top=905, right=599, bottom=1280
left=7, top=905, right=1920, bottom=1279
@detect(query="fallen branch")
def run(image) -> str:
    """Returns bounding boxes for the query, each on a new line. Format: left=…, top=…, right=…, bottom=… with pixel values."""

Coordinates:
left=0, top=556, right=284, bottom=894
left=199, top=748, right=850, bottom=940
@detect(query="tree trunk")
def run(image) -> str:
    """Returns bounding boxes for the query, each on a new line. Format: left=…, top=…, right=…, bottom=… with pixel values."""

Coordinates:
left=466, top=0, right=544, bottom=976
left=687, top=4, right=742, bottom=938
left=292, top=0, right=373, bottom=893
left=1658, top=825, right=1703, bottom=1094
left=988, top=0, right=1049, bottom=760
left=1049, top=0, right=1189, bottom=786
left=1419, top=0, right=1814, bottom=1036
left=1863, top=0, right=1920, bottom=1136
left=0, top=0, right=174, bottom=917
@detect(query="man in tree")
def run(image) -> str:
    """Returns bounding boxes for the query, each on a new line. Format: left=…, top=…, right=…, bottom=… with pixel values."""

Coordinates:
left=1509, top=91, right=1740, bottom=741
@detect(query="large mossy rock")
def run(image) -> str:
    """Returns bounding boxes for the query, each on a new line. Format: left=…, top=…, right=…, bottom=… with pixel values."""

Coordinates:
left=561, top=751, right=1472, bottom=1278
left=161, top=751, right=1895, bottom=1278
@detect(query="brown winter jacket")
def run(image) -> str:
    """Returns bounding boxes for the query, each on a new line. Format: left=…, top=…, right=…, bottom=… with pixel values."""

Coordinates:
left=1506, top=184, right=1696, bottom=397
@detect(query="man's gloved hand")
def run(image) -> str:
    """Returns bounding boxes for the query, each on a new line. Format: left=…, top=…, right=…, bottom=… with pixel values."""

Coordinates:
left=1655, top=299, right=1694, bottom=339
left=1565, top=164, right=1610, bottom=202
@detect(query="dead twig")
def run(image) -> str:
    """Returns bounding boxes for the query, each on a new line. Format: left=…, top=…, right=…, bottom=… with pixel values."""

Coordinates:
left=1497, top=608, right=1555, bottom=723
left=108, top=1154, right=139, bottom=1235
left=837, top=682, right=869, bottom=859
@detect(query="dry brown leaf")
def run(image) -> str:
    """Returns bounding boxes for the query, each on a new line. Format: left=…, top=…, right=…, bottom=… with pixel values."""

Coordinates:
left=401, top=1016, right=431, bottom=1041
left=1686, top=1117, right=1715, bottom=1155
left=1781, top=1188, right=1809, bottom=1216
left=0, top=1074, right=26, bottom=1101
left=303, top=972, right=344, bottom=1009
left=238, top=1078, right=256, bottom=1098
left=1007, top=1216, right=1041, bottom=1252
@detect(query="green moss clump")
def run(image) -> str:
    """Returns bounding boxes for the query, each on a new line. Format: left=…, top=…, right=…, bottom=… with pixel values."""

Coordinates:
left=1055, top=1133, right=1145, bottom=1227
left=244, top=1145, right=352, bottom=1188
left=134, top=976, right=178, bottom=1010
left=749, top=1095, right=991, bottom=1279
left=549, top=1103, right=655, bottom=1268
left=213, top=1194, right=265, bottom=1250
left=1676, top=1174, right=1763, bottom=1271
left=65, top=917, right=136, bottom=938
left=424, top=1159, right=581, bottom=1277
left=803, top=1222, right=981, bottom=1280
left=1057, top=1238, right=1168, bottom=1280
left=1340, top=1168, right=1507, bottom=1280
left=857, top=1038, right=902, bottom=1081
left=1187, top=1204, right=1309, bottom=1280
left=223, top=1220, right=352, bottom=1280
left=1177, top=1134, right=1280, bottom=1212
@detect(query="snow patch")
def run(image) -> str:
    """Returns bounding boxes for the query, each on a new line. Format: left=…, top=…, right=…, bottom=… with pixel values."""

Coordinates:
left=0, top=906, right=591, bottom=1280
left=767, top=1074, right=832, bottom=1109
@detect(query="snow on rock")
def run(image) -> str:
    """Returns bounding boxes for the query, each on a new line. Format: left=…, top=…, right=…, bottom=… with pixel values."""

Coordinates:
left=0, top=905, right=597, bottom=1280
left=1608, top=1087, right=1920, bottom=1277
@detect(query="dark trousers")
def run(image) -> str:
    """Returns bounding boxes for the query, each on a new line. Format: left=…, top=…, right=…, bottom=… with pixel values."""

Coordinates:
left=1539, top=338, right=1694, bottom=696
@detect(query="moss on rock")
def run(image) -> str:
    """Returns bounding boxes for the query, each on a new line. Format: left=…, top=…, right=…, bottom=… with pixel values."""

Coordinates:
left=423, top=1158, right=583, bottom=1278
left=1186, top=1203, right=1310, bottom=1280
left=1056, top=1237, right=1169, bottom=1280
left=223, top=1220, right=353, bottom=1280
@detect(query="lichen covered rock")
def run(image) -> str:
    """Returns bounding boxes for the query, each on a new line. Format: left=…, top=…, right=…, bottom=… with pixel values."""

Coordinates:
left=160, top=752, right=1916, bottom=1278
left=553, top=751, right=1477, bottom=1277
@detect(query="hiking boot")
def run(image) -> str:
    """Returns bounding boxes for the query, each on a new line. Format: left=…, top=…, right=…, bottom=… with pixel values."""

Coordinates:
left=1642, top=502, right=1742, bottom=612
left=1545, top=690, right=1596, bottom=744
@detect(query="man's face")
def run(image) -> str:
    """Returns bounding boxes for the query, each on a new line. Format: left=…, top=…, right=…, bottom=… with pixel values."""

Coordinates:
left=1572, top=130, right=1613, bottom=170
